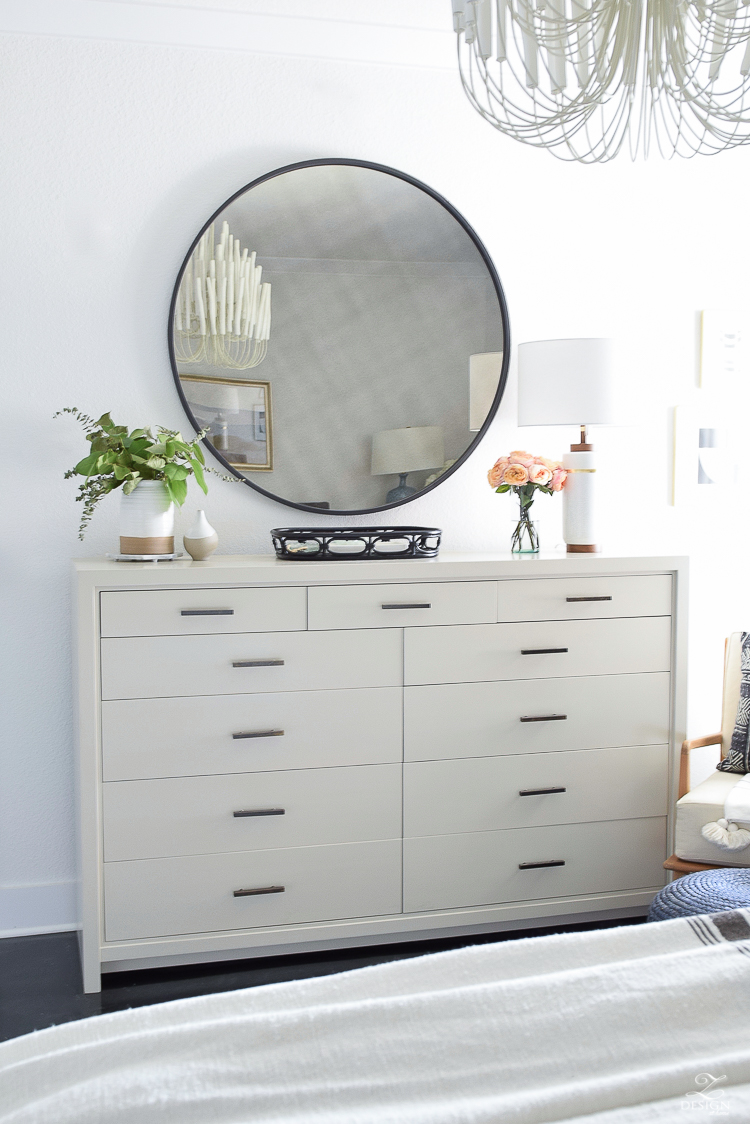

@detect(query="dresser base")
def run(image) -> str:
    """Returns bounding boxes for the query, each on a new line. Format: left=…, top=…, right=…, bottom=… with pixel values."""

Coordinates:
left=89, top=890, right=657, bottom=991
left=74, top=553, right=687, bottom=995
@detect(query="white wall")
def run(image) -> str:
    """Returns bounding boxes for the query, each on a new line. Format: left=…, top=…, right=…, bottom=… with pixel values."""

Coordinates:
left=3, top=1, right=750, bottom=933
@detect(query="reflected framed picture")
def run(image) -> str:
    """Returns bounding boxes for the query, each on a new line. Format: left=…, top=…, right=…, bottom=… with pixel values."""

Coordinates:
left=178, top=374, right=273, bottom=471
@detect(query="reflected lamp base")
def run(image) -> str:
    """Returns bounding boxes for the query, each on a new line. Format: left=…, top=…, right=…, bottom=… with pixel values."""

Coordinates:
left=386, top=473, right=417, bottom=504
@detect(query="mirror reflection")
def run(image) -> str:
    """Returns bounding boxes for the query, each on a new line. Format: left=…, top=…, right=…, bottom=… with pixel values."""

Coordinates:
left=171, top=161, right=508, bottom=513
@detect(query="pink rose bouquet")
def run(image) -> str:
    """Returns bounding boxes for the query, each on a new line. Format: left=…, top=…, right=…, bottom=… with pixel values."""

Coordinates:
left=487, top=451, right=567, bottom=552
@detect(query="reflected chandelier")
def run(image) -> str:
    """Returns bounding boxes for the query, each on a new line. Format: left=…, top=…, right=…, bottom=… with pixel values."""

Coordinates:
left=452, top=0, right=750, bottom=161
left=174, top=220, right=271, bottom=369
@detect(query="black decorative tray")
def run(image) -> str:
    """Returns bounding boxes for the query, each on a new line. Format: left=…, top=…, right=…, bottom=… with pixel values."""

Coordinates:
left=271, top=526, right=441, bottom=561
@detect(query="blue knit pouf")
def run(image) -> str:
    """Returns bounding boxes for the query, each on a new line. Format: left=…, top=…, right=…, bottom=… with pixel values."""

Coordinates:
left=649, top=867, right=750, bottom=921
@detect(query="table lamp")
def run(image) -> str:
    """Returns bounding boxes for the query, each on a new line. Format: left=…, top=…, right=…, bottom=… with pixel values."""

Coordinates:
left=517, top=338, right=615, bottom=553
left=371, top=426, right=445, bottom=503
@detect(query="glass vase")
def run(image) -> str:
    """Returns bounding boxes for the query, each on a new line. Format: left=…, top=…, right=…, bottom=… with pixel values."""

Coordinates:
left=511, top=497, right=539, bottom=554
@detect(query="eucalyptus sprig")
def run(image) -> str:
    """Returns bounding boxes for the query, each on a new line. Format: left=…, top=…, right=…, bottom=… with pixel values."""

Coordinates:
left=55, top=408, right=233, bottom=539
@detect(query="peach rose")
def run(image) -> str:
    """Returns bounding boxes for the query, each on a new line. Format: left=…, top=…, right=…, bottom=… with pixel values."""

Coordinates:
left=550, top=468, right=567, bottom=492
left=528, top=464, right=552, bottom=485
left=488, top=457, right=510, bottom=487
left=508, top=450, right=535, bottom=468
left=539, top=457, right=560, bottom=472
left=503, top=463, right=529, bottom=485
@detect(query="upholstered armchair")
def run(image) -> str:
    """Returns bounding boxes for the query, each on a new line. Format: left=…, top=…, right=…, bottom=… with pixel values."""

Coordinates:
left=666, top=633, right=750, bottom=876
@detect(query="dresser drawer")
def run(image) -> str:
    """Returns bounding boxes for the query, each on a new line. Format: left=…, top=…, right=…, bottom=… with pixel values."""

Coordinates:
left=103, top=763, right=402, bottom=860
left=404, top=616, right=671, bottom=686
left=100, top=586, right=306, bottom=637
left=404, top=745, right=668, bottom=837
left=404, top=673, right=670, bottom=761
left=104, top=839, right=402, bottom=941
left=102, top=687, right=402, bottom=780
left=100, top=629, right=401, bottom=700
left=497, top=575, right=672, bottom=623
left=403, top=817, right=666, bottom=912
left=307, top=581, right=496, bottom=630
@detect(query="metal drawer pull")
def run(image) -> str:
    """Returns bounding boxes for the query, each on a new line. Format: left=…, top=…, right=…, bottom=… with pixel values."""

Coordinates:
left=233, top=808, right=285, bottom=817
left=181, top=608, right=235, bottom=616
left=521, top=647, right=569, bottom=655
left=233, top=885, right=285, bottom=897
left=565, top=596, right=612, bottom=603
left=518, top=860, right=565, bottom=870
left=381, top=602, right=432, bottom=610
left=232, top=659, right=285, bottom=668
left=232, top=729, right=284, bottom=740
left=520, top=714, right=567, bottom=723
left=519, top=787, right=567, bottom=797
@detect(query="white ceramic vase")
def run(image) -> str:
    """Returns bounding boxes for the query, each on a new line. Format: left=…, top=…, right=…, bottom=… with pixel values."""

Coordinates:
left=183, top=510, right=218, bottom=561
left=120, top=480, right=175, bottom=556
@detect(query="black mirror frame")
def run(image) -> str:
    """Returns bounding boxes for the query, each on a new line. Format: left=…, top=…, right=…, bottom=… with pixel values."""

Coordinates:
left=168, top=157, right=511, bottom=517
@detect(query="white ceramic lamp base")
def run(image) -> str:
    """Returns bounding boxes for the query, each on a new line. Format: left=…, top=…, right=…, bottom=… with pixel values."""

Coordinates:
left=562, top=450, right=599, bottom=553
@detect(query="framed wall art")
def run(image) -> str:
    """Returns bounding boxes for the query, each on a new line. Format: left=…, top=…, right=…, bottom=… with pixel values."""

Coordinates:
left=700, top=309, right=746, bottom=391
left=178, top=374, right=272, bottom=472
left=672, top=402, right=742, bottom=506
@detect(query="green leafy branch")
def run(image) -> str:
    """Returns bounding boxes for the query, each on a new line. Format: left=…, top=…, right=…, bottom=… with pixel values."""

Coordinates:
left=55, top=408, right=236, bottom=539
left=494, top=482, right=553, bottom=506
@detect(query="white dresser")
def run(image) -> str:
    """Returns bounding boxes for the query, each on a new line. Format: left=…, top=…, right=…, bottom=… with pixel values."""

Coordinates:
left=74, top=553, right=687, bottom=992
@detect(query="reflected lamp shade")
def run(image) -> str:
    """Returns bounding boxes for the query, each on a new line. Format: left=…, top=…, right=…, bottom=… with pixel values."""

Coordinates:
left=371, top=426, right=445, bottom=476
left=517, top=338, right=616, bottom=555
left=469, top=352, right=503, bottom=432
left=517, top=339, right=615, bottom=427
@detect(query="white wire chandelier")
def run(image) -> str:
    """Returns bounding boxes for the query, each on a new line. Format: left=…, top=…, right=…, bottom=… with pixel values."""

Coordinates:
left=452, top=0, right=750, bottom=161
left=174, top=220, right=271, bottom=369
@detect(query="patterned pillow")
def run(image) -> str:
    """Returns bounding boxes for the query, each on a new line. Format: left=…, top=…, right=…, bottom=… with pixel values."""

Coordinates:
left=719, top=631, right=750, bottom=774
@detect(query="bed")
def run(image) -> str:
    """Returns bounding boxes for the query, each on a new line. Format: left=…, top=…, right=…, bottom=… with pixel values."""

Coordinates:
left=2, top=914, right=750, bottom=1123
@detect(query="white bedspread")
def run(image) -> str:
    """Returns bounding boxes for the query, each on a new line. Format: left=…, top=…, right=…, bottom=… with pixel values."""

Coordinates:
left=2, top=913, right=750, bottom=1123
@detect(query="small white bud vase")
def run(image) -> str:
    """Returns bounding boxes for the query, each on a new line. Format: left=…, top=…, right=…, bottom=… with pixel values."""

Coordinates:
left=183, top=510, right=219, bottom=561
left=120, top=480, right=175, bottom=555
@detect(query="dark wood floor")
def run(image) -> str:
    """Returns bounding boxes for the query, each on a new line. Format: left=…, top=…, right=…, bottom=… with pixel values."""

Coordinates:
left=0, top=915, right=646, bottom=1043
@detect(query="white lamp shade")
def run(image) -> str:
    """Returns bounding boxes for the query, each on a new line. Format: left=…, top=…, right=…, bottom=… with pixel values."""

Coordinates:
left=371, top=426, right=445, bottom=476
left=469, top=352, right=503, bottom=432
left=182, top=379, right=240, bottom=413
left=517, top=338, right=615, bottom=427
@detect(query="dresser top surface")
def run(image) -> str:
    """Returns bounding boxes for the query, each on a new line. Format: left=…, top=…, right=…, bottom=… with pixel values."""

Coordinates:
left=73, top=551, right=688, bottom=590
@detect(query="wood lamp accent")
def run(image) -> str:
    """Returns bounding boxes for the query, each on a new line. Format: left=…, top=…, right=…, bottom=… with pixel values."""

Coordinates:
left=517, top=339, right=616, bottom=553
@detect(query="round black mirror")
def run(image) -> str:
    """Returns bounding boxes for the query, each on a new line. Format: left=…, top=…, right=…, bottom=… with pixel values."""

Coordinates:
left=169, top=159, right=510, bottom=515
